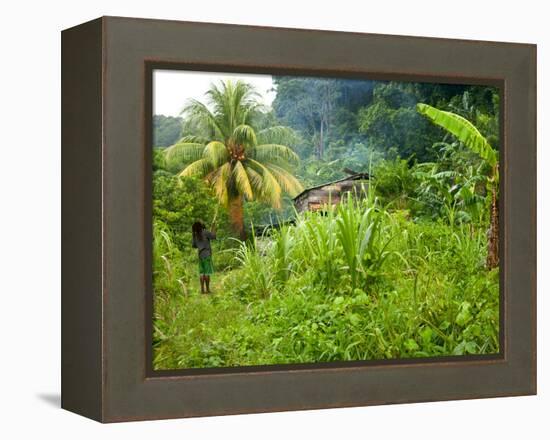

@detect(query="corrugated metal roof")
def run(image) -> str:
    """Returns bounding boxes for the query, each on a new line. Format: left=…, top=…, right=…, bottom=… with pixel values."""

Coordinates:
left=292, top=172, right=370, bottom=201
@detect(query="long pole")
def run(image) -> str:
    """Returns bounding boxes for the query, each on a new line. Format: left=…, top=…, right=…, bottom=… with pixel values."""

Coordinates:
left=210, top=204, right=219, bottom=231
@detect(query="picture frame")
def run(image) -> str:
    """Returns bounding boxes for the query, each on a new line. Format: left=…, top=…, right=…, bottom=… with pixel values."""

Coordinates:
left=61, top=16, right=536, bottom=422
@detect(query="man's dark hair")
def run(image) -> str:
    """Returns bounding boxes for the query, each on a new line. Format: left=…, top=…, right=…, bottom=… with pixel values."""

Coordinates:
left=192, top=221, right=205, bottom=240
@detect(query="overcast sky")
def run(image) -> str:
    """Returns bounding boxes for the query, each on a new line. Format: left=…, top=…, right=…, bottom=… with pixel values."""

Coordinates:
left=153, top=69, right=276, bottom=117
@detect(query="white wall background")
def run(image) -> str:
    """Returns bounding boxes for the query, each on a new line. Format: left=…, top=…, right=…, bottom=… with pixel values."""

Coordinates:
left=0, top=0, right=546, bottom=437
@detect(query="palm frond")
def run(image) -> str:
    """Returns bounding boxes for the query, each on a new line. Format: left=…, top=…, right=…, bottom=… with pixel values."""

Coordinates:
left=182, top=99, right=226, bottom=140
left=178, top=158, right=214, bottom=179
left=263, top=163, right=304, bottom=196
left=163, top=142, right=205, bottom=166
left=206, top=82, right=233, bottom=133
left=245, top=166, right=265, bottom=197
left=209, top=162, right=231, bottom=206
left=252, top=144, right=300, bottom=166
left=232, top=124, right=257, bottom=147
left=227, top=80, right=261, bottom=114
left=256, top=126, right=299, bottom=146
left=246, top=159, right=282, bottom=208
left=177, top=134, right=209, bottom=144
left=244, top=166, right=284, bottom=207
left=232, top=161, right=254, bottom=200
left=206, top=80, right=260, bottom=136
left=203, top=141, right=230, bottom=167
left=240, top=102, right=266, bottom=125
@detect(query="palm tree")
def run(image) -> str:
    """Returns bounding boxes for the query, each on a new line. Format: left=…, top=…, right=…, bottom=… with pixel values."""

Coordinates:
left=417, top=103, right=499, bottom=269
left=164, top=80, right=303, bottom=239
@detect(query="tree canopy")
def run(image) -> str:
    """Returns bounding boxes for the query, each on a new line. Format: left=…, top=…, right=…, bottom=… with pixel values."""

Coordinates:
left=153, top=115, right=183, bottom=147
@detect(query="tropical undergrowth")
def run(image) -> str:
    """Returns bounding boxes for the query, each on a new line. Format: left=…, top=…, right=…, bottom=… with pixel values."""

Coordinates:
left=153, top=190, right=499, bottom=370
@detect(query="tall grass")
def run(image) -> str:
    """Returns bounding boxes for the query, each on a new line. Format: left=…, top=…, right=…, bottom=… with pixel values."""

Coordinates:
left=293, top=206, right=341, bottom=291
left=231, top=232, right=275, bottom=299
left=153, top=194, right=499, bottom=370
left=336, top=190, right=395, bottom=291
left=153, top=220, right=189, bottom=297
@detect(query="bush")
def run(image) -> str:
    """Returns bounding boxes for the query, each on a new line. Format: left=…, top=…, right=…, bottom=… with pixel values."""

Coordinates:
left=153, top=173, right=232, bottom=250
left=372, top=157, right=420, bottom=212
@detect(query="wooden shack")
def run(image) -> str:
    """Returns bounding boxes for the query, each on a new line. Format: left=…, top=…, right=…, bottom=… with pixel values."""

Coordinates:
left=293, top=171, right=370, bottom=213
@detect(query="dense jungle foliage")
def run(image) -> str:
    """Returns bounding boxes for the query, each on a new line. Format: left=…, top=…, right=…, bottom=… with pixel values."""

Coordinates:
left=152, top=77, right=500, bottom=370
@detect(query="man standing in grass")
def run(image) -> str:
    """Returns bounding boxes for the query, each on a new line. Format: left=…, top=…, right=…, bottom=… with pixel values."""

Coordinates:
left=191, top=221, right=216, bottom=294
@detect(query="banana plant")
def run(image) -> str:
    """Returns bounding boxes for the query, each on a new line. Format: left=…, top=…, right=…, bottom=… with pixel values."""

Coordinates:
left=417, top=103, right=499, bottom=269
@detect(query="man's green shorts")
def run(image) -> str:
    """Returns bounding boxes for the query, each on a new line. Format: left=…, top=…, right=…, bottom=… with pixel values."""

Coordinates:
left=198, top=256, right=214, bottom=275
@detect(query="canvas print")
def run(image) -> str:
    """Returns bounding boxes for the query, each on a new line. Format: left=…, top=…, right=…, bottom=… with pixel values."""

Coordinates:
left=151, top=70, right=500, bottom=370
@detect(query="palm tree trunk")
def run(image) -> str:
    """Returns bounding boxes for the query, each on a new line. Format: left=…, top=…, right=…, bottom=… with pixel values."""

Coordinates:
left=486, top=188, right=499, bottom=269
left=229, top=196, right=246, bottom=240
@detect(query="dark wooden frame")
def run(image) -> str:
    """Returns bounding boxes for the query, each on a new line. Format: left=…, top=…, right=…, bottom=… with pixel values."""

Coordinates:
left=62, top=16, right=536, bottom=423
